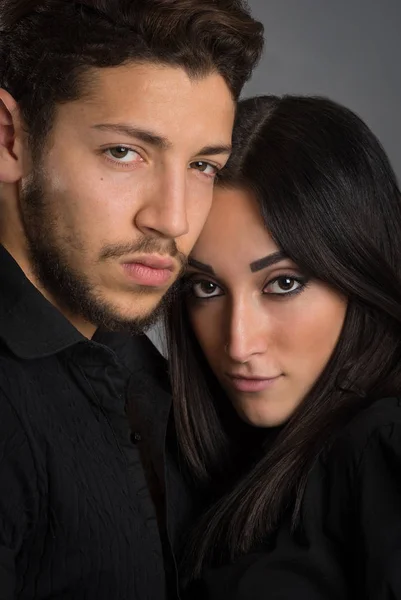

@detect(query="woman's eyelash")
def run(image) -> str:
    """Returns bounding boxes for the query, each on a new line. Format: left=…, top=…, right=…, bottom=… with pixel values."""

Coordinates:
left=180, top=273, right=310, bottom=301
left=263, top=275, right=309, bottom=296
left=180, top=276, right=223, bottom=300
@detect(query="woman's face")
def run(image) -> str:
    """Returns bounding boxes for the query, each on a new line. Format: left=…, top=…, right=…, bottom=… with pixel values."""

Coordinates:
left=185, top=187, right=347, bottom=427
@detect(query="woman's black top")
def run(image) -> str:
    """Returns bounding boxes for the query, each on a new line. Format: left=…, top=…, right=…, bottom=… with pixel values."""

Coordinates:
left=187, top=396, right=401, bottom=599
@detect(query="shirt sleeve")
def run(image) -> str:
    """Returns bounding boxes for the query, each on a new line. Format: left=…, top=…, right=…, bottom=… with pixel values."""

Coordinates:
left=187, top=467, right=347, bottom=599
left=187, top=416, right=401, bottom=600
left=189, top=529, right=344, bottom=600
left=0, top=390, right=40, bottom=599
left=351, top=423, right=401, bottom=598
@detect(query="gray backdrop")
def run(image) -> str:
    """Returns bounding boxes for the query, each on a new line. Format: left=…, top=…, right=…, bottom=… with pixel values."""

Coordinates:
left=148, top=0, right=401, bottom=351
left=243, top=0, right=401, bottom=177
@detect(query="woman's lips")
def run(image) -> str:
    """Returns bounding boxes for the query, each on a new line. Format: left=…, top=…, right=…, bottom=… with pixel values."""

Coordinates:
left=227, top=374, right=283, bottom=393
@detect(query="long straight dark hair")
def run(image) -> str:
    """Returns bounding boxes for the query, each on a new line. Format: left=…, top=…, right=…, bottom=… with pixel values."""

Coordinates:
left=164, top=95, right=401, bottom=579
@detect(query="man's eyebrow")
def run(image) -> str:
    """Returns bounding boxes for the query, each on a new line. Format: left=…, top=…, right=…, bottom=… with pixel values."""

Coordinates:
left=250, top=251, right=288, bottom=272
left=187, top=257, right=215, bottom=275
left=92, top=124, right=171, bottom=150
left=197, top=144, right=232, bottom=157
left=92, top=124, right=231, bottom=157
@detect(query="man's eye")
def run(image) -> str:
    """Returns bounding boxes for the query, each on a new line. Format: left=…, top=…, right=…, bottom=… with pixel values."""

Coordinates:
left=104, top=147, right=142, bottom=163
left=264, top=276, right=305, bottom=295
left=191, top=280, right=223, bottom=299
left=190, top=161, right=218, bottom=177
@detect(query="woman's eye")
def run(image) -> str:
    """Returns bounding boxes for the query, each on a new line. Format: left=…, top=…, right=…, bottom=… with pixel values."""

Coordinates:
left=104, top=146, right=142, bottom=163
left=190, top=161, right=218, bottom=177
left=264, top=276, right=304, bottom=295
left=191, top=280, right=223, bottom=299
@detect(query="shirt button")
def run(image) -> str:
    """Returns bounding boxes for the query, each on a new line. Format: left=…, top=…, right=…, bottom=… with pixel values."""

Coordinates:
left=130, top=431, right=142, bottom=444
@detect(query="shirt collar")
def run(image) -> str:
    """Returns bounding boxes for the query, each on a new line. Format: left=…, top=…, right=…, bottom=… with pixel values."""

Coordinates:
left=0, top=244, right=84, bottom=359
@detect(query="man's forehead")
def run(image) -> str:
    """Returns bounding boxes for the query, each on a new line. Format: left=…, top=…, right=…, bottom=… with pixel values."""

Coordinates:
left=58, top=63, right=235, bottom=148
left=80, top=62, right=234, bottom=108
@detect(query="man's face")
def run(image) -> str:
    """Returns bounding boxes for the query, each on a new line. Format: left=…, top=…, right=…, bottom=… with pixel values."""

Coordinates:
left=19, top=63, right=235, bottom=332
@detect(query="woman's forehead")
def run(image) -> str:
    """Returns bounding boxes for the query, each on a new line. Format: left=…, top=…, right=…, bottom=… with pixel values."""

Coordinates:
left=191, top=186, right=278, bottom=262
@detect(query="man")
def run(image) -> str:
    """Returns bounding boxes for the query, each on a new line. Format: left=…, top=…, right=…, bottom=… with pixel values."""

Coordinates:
left=0, top=0, right=263, bottom=598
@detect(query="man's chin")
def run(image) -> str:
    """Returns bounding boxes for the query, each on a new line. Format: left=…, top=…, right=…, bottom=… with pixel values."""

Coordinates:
left=87, top=284, right=179, bottom=334
left=87, top=303, right=162, bottom=335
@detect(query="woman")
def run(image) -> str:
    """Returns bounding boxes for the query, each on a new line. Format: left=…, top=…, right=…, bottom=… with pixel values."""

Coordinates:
left=165, top=95, right=401, bottom=599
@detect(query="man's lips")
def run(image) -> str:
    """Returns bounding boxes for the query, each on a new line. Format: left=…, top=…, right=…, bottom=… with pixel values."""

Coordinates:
left=123, top=254, right=175, bottom=270
left=121, top=254, right=175, bottom=287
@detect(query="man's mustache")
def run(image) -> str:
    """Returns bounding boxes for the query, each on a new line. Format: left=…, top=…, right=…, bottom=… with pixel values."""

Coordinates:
left=99, top=237, right=187, bottom=270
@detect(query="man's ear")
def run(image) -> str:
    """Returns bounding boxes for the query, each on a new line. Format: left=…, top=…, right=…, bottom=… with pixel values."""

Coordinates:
left=0, top=89, right=25, bottom=183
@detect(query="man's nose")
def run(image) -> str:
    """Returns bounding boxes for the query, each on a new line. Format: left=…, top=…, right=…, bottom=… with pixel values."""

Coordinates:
left=134, top=164, right=189, bottom=240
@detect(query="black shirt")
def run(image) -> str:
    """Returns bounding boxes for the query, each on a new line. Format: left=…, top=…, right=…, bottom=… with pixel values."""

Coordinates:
left=188, top=396, right=401, bottom=599
left=0, top=244, right=183, bottom=599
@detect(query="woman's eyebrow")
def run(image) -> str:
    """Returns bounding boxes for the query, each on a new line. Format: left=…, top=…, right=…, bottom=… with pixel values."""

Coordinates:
left=250, top=251, right=287, bottom=272
left=187, top=257, right=215, bottom=275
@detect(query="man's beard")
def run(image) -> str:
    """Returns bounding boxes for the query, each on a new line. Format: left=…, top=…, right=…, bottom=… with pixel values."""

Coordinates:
left=18, top=170, right=186, bottom=335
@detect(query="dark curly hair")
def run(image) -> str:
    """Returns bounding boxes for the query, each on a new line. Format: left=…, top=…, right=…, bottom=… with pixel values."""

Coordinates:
left=0, top=0, right=264, bottom=145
